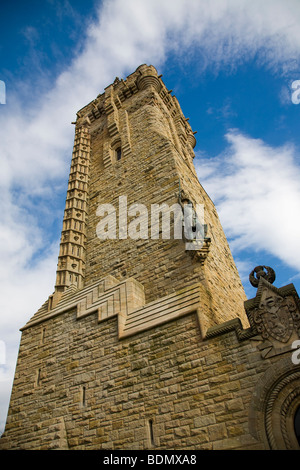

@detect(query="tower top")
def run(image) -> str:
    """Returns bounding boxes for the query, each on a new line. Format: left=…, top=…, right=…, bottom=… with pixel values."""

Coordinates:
left=76, top=64, right=197, bottom=149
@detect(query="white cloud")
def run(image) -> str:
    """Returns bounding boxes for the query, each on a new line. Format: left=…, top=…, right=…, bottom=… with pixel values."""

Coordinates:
left=1, top=0, right=300, bottom=434
left=2, top=0, right=300, bottom=187
left=0, top=217, right=58, bottom=431
left=195, top=130, right=300, bottom=271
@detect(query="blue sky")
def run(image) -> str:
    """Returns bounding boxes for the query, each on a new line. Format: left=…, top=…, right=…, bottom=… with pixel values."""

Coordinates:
left=0, top=0, right=300, bottom=433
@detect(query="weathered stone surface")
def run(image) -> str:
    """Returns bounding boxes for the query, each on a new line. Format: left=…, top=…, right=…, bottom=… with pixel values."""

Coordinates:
left=1, top=65, right=300, bottom=451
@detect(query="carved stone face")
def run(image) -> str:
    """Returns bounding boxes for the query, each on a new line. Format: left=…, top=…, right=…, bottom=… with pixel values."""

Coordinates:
left=260, top=295, right=282, bottom=314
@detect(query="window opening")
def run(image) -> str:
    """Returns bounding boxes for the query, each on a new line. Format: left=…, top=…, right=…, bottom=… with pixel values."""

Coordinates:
left=37, top=368, right=41, bottom=386
left=81, top=385, right=86, bottom=407
left=116, top=147, right=122, bottom=161
left=148, top=419, right=155, bottom=446
left=41, top=327, right=46, bottom=344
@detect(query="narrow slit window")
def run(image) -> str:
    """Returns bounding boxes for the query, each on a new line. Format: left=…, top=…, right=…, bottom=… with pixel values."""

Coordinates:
left=81, top=385, right=86, bottom=407
left=116, top=147, right=122, bottom=161
left=37, top=368, right=41, bottom=386
left=41, top=327, right=46, bottom=344
left=148, top=419, right=155, bottom=446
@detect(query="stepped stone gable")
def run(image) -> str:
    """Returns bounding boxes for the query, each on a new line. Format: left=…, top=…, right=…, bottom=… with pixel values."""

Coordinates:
left=1, top=66, right=300, bottom=450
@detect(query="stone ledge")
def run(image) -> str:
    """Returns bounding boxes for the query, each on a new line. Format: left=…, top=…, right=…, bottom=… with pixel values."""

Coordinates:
left=21, top=276, right=110, bottom=329
left=21, top=275, right=252, bottom=342
left=121, top=284, right=201, bottom=338
left=21, top=276, right=205, bottom=340
left=205, top=318, right=254, bottom=341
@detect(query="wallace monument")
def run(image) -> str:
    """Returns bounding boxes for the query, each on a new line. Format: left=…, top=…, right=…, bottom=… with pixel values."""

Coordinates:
left=1, top=65, right=300, bottom=450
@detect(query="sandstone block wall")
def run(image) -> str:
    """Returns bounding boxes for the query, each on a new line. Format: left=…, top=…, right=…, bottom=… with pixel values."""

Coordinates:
left=0, top=291, right=298, bottom=450
left=1, top=273, right=300, bottom=450
left=0, top=308, right=269, bottom=450
left=2, top=65, right=299, bottom=450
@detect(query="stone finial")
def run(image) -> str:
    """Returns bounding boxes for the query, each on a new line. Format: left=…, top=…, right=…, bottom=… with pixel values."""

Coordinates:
left=249, top=265, right=276, bottom=288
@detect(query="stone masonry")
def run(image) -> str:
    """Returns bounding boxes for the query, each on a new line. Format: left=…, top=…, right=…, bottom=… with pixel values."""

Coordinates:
left=1, top=65, right=300, bottom=450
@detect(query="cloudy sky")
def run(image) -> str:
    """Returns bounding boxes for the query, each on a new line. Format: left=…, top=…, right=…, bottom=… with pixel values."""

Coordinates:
left=0, top=0, right=300, bottom=433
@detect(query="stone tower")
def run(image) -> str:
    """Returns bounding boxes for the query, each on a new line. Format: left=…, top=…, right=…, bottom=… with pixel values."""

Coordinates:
left=52, top=64, right=248, bottom=331
left=1, top=65, right=300, bottom=450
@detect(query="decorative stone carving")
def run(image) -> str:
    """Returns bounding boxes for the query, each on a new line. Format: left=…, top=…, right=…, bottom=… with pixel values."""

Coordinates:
left=245, top=267, right=300, bottom=359
left=178, top=187, right=211, bottom=265
left=55, top=125, right=90, bottom=291
left=253, top=289, right=295, bottom=343
left=249, top=265, right=276, bottom=287
left=187, top=238, right=211, bottom=265
left=249, top=356, right=300, bottom=449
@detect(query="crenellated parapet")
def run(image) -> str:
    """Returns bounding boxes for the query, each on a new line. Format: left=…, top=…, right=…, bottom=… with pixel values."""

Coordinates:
left=75, top=64, right=197, bottom=170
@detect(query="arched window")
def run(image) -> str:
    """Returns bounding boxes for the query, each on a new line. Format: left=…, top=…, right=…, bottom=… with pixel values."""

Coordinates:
left=110, top=138, right=122, bottom=165
left=294, top=406, right=300, bottom=446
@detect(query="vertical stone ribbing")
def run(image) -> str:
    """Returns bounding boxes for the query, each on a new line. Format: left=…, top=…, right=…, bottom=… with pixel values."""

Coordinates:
left=55, top=125, right=91, bottom=292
